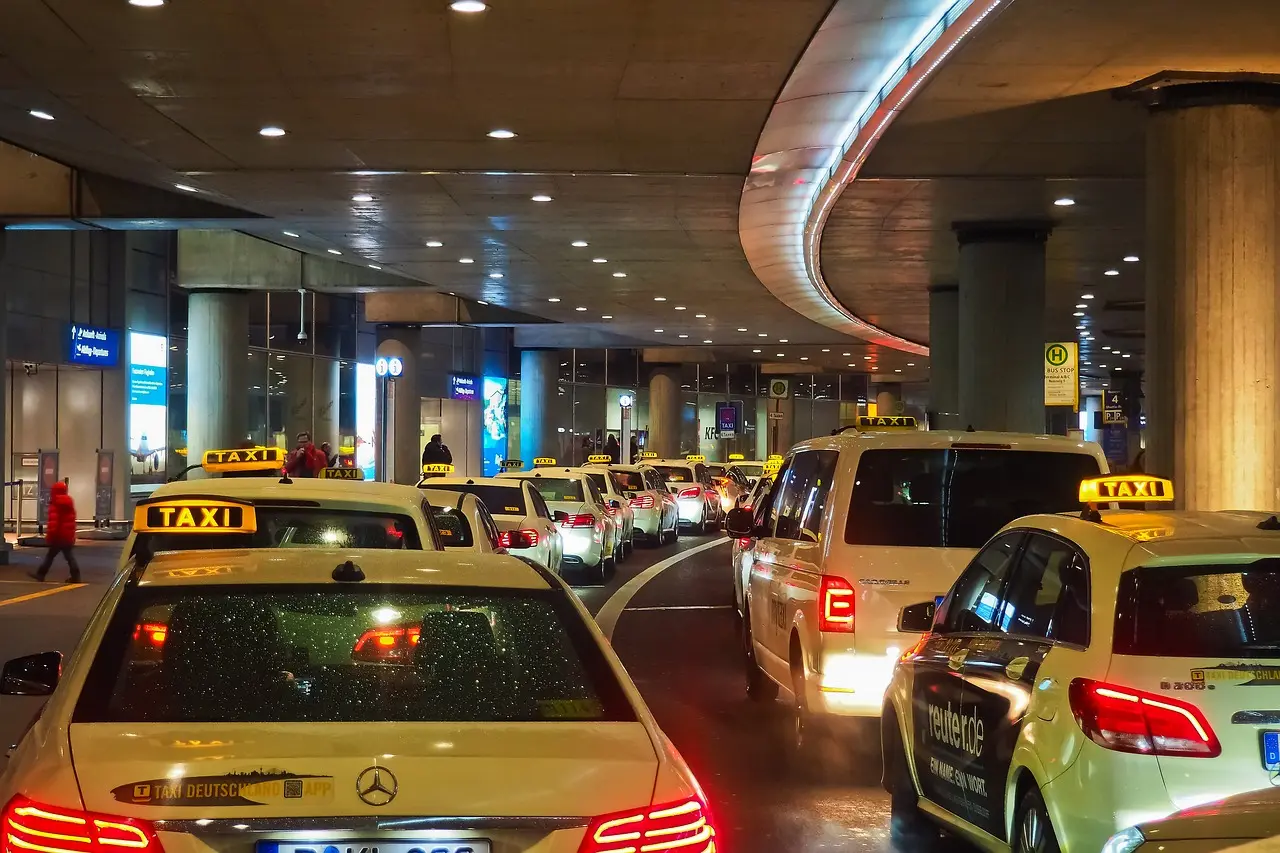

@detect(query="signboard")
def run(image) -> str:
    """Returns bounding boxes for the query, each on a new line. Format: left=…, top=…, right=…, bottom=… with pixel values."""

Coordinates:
left=356, top=363, right=376, bottom=481
left=716, top=403, right=738, bottom=439
left=768, top=379, right=790, bottom=399
left=449, top=373, right=478, bottom=401
left=37, top=450, right=58, bottom=527
left=1103, top=390, right=1127, bottom=425
left=374, top=356, right=404, bottom=378
left=767, top=412, right=784, bottom=420
left=95, top=450, right=114, bottom=523
left=1044, top=342, right=1079, bottom=409
left=481, top=377, right=508, bottom=476
left=128, top=331, right=168, bottom=486
left=68, top=324, right=120, bottom=368
left=1102, top=424, right=1129, bottom=465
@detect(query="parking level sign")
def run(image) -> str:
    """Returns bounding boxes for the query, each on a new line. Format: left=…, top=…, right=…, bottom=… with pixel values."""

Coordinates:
left=1044, top=342, right=1079, bottom=409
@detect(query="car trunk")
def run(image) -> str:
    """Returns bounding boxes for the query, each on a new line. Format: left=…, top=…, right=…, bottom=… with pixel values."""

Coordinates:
left=842, top=545, right=978, bottom=655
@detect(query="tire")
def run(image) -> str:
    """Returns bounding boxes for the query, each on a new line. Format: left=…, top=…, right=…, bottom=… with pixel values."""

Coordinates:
left=788, top=655, right=821, bottom=762
left=741, top=610, right=779, bottom=701
left=1014, top=787, right=1061, bottom=853
left=585, top=553, right=608, bottom=585
left=604, top=554, right=617, bottom=580
left=884, top=709, right=931, bottom=841
left=691, top=518, right=707, bottom=536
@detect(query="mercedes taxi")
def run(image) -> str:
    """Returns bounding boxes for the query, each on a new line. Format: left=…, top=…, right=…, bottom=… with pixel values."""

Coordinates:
left=418, top=488, right=506, bottom=554
left=725, top=454, right=768, bottom=488
left=651, top=455, right=724, bottom=534
left=119, top=447, right=441, bottom=570
left=585, top=460, right=679, bottom=547
left=421, top=473, right=565, bottom=571
left=500, top=459, right=619, bottom=583
left=882, top=474, right=1280, bottom=853
left=0, top=518, right=719, bottom=853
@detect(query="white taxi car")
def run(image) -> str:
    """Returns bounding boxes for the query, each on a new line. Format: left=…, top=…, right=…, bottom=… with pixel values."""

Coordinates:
left=581, top=456, right=637, bottom=558
left=422, top=476, right=564, bottom=571
left=726, top=454, right=768, bottom=488
left=883, top=475, right=1280, bottom=853
left=500, top=461, right=618, bottom=583
left=1119, top=785, right=1280, bottom=853
left=419, top=489, right=506, bottom=554
left=586, top=461, right=679, bottom=547
left=0, top=520, right=719, bottom=853
left=725, top=421, right=1107, bottom=747
left=652, top=455, right=723, bottom=534
left=120, top=447, right=441, bottom=570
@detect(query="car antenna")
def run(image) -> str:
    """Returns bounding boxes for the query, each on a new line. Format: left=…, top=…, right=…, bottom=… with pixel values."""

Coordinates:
left=332, top=560, right=365, bottom=582
left=1258, top=515, right=1280, bottom=531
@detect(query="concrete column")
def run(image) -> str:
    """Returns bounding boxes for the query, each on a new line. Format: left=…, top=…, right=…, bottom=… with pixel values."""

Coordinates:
left=376, top=330, right=420, bottom=485
left=875, top=384, right=902, bottom=417
left=313, top=358, right=341, bottom=451
left=519, top=349, right=559, bottom=463
left=282, top=356, right=314, bottom=439
left=768, top=395, right=794, bottom=456
left=0, top=233, right=8, bottom=560
left=1141, top=80, right=1280, bottom=510
left=187, top=291, right=249, bottom=478
left=928, top=284, right=960, bottom=429
left=648, top=367, right=681, bottom=458
left=955, top=222, right=1050, bottom=433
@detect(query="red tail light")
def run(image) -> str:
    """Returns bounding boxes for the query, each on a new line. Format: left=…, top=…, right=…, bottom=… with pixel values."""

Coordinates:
left=353, top=626, right=421, bottom=661
left=603, top=504, right=618, bottom=517
left=737, top=537, right=752, bottom=548
left=132, top=622, right=167, bottom=649
left=1069, top=678, right=1221, bottom=757
left=578, top=796, right=716, bottom=853
left=818, top=575, right=855, bottom=633
left=629, top=494, right=655, bottom=509
left=677, top=487, right=701, bottom=500
left=561, top=514, right=596, bottom=528
left=497, top=529, right=540, bottom=549
left=3, top=795, right=163, bottom=853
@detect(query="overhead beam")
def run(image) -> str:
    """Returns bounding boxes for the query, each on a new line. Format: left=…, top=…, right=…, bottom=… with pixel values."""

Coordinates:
left=369, top=292, right=552, bottom=327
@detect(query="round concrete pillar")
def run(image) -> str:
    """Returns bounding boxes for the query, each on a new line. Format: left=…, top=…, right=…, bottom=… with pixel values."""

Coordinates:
left=875, top=384, right=902, bottom=417
left=955, top=222, right=1050, bottom=433
left=519, top=350, right=560, bottom=463
left=648, top=367, right=681, bottom=458
left=376, top=331, right=420, bottom=485
left=312, top=358, right=341, bottom=451
left=187, top=291, right=249, bottom=478
left=928, top=284, right=960, bottom=428
left=1143, top=81, right=1280, bottom=510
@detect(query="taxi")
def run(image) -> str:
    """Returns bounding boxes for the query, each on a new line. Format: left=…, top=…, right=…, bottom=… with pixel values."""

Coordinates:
left=500, top=459, right=619, bottom=583
left=730, top=461, right=780, bottom=621
left=119, top=447, right=441, bottom=570
left=725, top=453, right=768, bottom=488
left=421, top=474, right=565, bottom=571
left=418, top=488, right=507, bottom=554
left=585, top=460, right=680, bottom=547
left=882, top=475, right=1280, bottom=853
left=704, top=461, right=750, bottom=515
left=0, top=536, right=719, bottom=852
left=582, top=455, right=637, bottom=558
left=651, top=455, right=724, bottom=534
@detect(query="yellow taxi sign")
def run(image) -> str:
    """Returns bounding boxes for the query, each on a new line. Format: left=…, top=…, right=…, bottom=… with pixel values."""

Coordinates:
left=686, top=454, right=706, bottom=463
left=587, top=454, right=612, bottom=464
left=728, top=453, right=745, bottom=461
left=201, top=446, right=285, bottom=474
left=422, top=463, right=455, bottom=475
left=763, top=459, right=783, bottom=476
left=1079, top=475, right=1175, bottom=504
left=501, top=459, right=524, bottom=470
left=639, top=451, right=658, bottom=459
left=766, top=454, right=784, bottom=462
left=533, top=457, right=557, bottom=467
left=134, top=499, right=257, bottom=534
left=857, top=416, right=918, bottom=430
left=318, top=467, right=364, bottom=481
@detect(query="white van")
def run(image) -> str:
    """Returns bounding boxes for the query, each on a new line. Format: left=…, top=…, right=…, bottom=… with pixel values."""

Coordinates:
left=726, top=428, right=1107, bottom=752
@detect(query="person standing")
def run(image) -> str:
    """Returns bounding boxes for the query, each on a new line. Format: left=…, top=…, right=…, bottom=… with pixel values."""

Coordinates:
left=421, top=434, right=453, bottom=467
left=32, top=482, right=80, bottom=583
left=605, top=434, right=621, bottom=463
left=285, top=431, right=326, bottom=478
left=320, top=441, right=338, bottom=468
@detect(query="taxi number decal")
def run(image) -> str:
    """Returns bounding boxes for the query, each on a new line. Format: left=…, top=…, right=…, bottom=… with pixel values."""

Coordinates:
left=769, top=599, right=786, bottom=631
left=1162, top=681, right=1211, bottom=691
left=114, top=772, right=333, bottom=807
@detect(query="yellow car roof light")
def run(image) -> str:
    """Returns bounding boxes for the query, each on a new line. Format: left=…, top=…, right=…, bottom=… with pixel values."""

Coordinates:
left=1079, top=475, right=1175, bottom=505
left=318, top=467, right=364, bottom=481
left=201, top=446, right=285, bottom=474
left=686, top=454, right=706, bottom=463
left=423, top=463, right=455, bottom=475
left=856, top=415, right=918, bottom=430
left=533, top=457, right=557, bottom=467
left=728, top=453, right=745, bottom=461
left=134, top=498, right=258, bottom=535
left=766, top=454, right=784, bottom=462
left=639, top=451, right=658, bottom=459
left=587, top=454, right=612, bottom=464
left=501, top=459, right=525, bottom=470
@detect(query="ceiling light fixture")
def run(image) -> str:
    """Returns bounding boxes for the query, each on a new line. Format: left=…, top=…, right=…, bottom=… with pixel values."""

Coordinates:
left=695, top=313, right=706, bottom=319
left=28, top=110, right=54, bottom=121
left=800, top=356, right=809, bottom=361
left=489, top=272, right=503, bottom=279
left=576, top=307, right=588, bottom=312
left=895, top=369, right=902, bottom=373
left=679, top=334, right=689, bottom=339
left=426, top=240, right=444, bottom=248
left=674, top=306, right=686, bottom=311
left=486, top=129, right=516, bottom=139
left=282, top=231, right=299, bottom=238
left=351, top=193, right=374, bottom=202
left=129, top=0, right=165, bottom=6
left=753, top=349, right=762, bottom=354
left=738, top=328, right=748, bottom=332
left=1122, top=353, right=1131, bottom=358
left=450, top=0, right=487, bottom=11
left=758, top=333, right=768, bottom=337
left=601, top=314, right=612, bottom=319
left=653, top=296, right=666, bottom=302
left=1076, top=303, right=1087, bottom=309
left=776, top=353, right=785, bottom=357
left=592, top=258, right=608, bottom=264
left=822, top=349, right=830, bottom=353
left=548, top=297, right=561, bottom=303
left=174, top=184, right=197, bottom=192
left=843, top=352, right=851, bottom=357
left=368, top=264, right=382, bottom=270
left=571, top=240, right=588, bottom=248
left=459, top=257, right=474, bottom=264
left=654, top=329, right=664, bottom=333
left=1082, top=293, right=1095, bottom=299
left=477, top=300, right=489, bottom=305
left=1054, top=197, right=1076, bottom=207
left=863, top=355, right=872, bottom=360
left=1104, top=269, right=1119, bottom=276
left=703, top=339, right=712, bottom=344
left=779, top=339, right=789, bottom=343
left=327, top=249, right=342, bottom=255
left=1124, top=255, right=1140, bottom=263
left=259, top=126, right=286, bottom=137
left=531, top=194, right=553, bottom=202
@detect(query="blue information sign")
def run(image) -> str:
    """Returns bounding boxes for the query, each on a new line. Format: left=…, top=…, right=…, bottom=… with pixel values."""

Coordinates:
left=68, top=324, right=120, bottom=367
left=449, top=373, right=478, bottom=401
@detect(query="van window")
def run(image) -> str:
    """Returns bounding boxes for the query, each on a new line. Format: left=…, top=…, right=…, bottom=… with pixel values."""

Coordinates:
left=844, top=449, right=1102, bottom=548
left=773, top=451, right=839, bottom=542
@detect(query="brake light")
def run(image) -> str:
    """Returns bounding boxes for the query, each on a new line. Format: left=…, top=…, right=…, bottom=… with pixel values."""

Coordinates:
left=132, top=622, right=167, bottom=649
left=737, top=537, right=752, bottom=548
left=561, top=514, right=596, bottom=528
left=677, top=487, right=701, bottom=500
left=578, top=796, right=716, bottom=853
left=497, top=529, right=540, bottom=548
left=603, top=504, right=618, bottom=517
left=818, top=575, right=855, bottom=633
left=3, top=796, right=163, bottom=853
left=353, top=626, right=421, bottom=661
left=1069, top=678, right=1221, bottom=757
left=629, top=494, right=655, bottom=509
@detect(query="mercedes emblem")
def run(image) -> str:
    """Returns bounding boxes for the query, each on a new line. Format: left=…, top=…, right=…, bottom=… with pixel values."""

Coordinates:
left=355, top=766, right=398, bottom=807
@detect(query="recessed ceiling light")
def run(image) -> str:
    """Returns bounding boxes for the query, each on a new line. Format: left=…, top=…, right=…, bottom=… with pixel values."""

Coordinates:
left=28, top=109, right=54, bottom=121
left=426, top=240, right=444, bottom=248
left=1082, top=293, right=1095, bottom=299
left=653, top=296, right=666, bottom=302
left=738, top=328, right=748, bottom=332
left=486, top=129, right=516, bottom=139
left=872, top=366, right=879, bottom=370
left=800, top=357, right=809, bottom=361
left=129, top=0, right=165, bottom=6
left=1076, top=303, right=1087, bottom=309
left=1103, top=345, right=1111, bottom=350
left=753, top=349, right=762, bottom=354
left=613, top=272, right=627, bottom=278
left=894, top=369, right=902, bottom=373
left=1122, top=353, right=1131, bottom=358
left=703, top=339, right=713, bottom=344
left=259, top=126, right=286, bottom=137
left=368, top=264, right=382, bottom=270
left=776, top=353, right=785, bottom=357
left=450, top=0, right=487, bottom=10
left=863, top=355, right=872, bottom=360
left=1076, top=325, right=1086, bottom=330
left=282, top=231, right=300, bottom=238
left=843, top=352, right=851, bottom=356
left=459, top=257, right=474, bottom=264
left=1073, top=311, right=1085, bottom=317
left=592, top=258, right=608, bottom=264
left=674, top=306, right=686, bottom=311
left=779, top=339, right=789, bottom=343
left=1100, top=364, right=1109, bottom=369
left=601, top=314, right=613, bottom=319
left=654, top=329, right=664, bottom=333
left=907, top=362, right=915, bottom=366
left=174, top=184, right=197, bottom=192
left=327, top=249, right=342, bottom=255
left=532, top=194, right=553, bottom=202
left=489, top=272, right=503, bottom=279
left=847, top=363, right=855, bottom=367
left=1124, top=255, right=1140, bottom=263
left=1104, top=269, right=1119, bottom=276
left=695, top=313, right=706, bottom=319
left=1054, top=197, right=1076, bottom=207
left=477, top=300, right=489, bottom=305
left=679, top=334, right=689, bottom=339
left=548, top=297, right=561, bottom=303
left=352, top=193, right=374, bottom=203
left=571, top=240, right=589, bottom=248
left=576, top=307, right=588, bottom=312
left=822, top=349, right=830, bottom=353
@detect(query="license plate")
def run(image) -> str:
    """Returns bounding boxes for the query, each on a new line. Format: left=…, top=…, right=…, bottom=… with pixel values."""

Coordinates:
left=1263, top=731, right=1280, bottom=771
left=260, top=842, right=491, bottom=853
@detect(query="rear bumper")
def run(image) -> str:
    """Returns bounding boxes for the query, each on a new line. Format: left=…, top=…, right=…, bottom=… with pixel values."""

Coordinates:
left=676, top=498, right=706, bottom=524
left=807, top=650, right=900, bottom=718
left=559, top=527, right=604, bottom=563
left=631, top=507, right=663, bottom=535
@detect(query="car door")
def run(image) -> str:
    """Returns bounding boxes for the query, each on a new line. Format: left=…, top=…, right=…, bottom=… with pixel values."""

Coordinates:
left=910, top=531, right=1025, bottom=826
left=475, top=499, right=504, bottom=553
left=524, top=484, right=562, bottom=568
left=952, top=531, right=1089, bottom=839
left=747, top=457, right=790, bottom=677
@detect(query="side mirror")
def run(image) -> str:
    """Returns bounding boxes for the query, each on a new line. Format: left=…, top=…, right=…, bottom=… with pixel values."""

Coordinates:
left=1, top=651, right=62, bottom=696
left=898, top=601, right=937, bottom=634
left=725, top=507, right=755, bottom=538
left=623, top=491, right=636, bottom=500
left=552, top=510, right=568, bottom=523
left=506, top=530, right=534, bottom=550
left=608, top=499, right=622, bottom=510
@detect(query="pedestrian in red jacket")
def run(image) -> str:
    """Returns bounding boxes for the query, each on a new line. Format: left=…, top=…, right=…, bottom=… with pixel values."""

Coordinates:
left=32, top=481, right=80, bottom=583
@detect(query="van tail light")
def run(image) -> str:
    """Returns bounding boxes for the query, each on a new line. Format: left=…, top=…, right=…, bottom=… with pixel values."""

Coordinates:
left=629, top=494, right=655, bottom=509
left=1069, top=678, right=1221, bottom=757
left=818, top=575, right=856, bottom=633
left=577, top=796, right=716, bottom=853
left=3, top=795, right=164, bottom=853
left=561, top=514, right=596, bottom=529
left=497, top=529, right=540, bottom=549
left=677, top=487, right=701, bottom=500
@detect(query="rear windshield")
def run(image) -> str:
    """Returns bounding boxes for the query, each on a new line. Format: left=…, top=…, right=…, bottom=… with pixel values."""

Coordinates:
left=706, top=466, right=726, bottom=477
left=612, top=471, right=646, bottom=492
left=655, top=466, right=693, bottom=483
left=75, top=585, right=636, bottom=723
left=528, top=478, right=584, bottom=502
left=733, top=464, right=764, bottom=479
left=585, top=473, right=611, bottom=495
left=845, top=449, right=1102, bottom=548
left=139, top=508, right=424, bottom=553
left=430, top=506, right=474, bottom=547
left=429, top=485, right=526, bottom=516
left=1115, top=561, right=1280, bottom=658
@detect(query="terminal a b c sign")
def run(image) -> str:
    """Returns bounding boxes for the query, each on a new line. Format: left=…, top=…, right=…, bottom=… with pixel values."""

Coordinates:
left=1044, top=342, right=1079, bottom=409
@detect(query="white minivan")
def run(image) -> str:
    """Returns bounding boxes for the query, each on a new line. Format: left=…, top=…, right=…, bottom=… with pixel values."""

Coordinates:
left=725, top=428, right=1107, bottom=753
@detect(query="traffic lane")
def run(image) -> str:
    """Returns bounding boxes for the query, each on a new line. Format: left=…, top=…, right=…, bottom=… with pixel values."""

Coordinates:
left=571, top=532, right=720, bottom=616
left=610, top=546, right=968, bottom=853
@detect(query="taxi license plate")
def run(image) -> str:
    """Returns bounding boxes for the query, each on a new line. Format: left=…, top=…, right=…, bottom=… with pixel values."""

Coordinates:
left=1263, top=731, right=1280, bottom=771
left=259, top=842, right=490, bottom=853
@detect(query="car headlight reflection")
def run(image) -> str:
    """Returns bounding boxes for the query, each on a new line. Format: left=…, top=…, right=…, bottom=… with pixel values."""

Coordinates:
left=1102, top=826, right=1145, bottom=853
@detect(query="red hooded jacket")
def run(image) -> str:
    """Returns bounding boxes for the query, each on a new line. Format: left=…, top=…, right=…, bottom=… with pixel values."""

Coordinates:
left=46, top=482, right=77, bottom=548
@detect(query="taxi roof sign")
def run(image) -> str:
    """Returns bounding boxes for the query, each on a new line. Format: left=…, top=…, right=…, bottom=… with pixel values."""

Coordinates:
left=533, top=457, right=557, bottom=467
left=501, top=459, right=524, bottom=470
left=639, top=451, right=658, bottom=459
left=587, top=454, right=612, bottom=464
left=201, top=446, right=285, bottom=474
left=1079, top=475, right=1175, bottom=504
left=763, top=459, right=783, bottom=475
left=422, top=463, right=455, bottom=475
left=857, top=415, right=918, bottom=430
left=766, top=454, right=784, bottom=462
left=685, top=454, right=706, bottom=463
left=728, top=453, right=745, bottom=461
left=134, top=498, right=257, bottom=535
left=318, top=467, right=364, bottom=481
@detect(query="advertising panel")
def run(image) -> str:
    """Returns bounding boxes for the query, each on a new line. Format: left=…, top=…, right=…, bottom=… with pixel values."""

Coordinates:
left=482, top=377, right=508, bottom=477
left=128, top=331, right=168, bottom=490
left=356, top=363, right=376, bottom=481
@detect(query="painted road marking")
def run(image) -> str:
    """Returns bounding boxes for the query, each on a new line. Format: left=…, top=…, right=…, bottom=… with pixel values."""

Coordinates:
left=0, top=584, right=86, bottom=608
left=626, top=605, right=734, bottom=612
left=596, top=537, right=730, bottom=639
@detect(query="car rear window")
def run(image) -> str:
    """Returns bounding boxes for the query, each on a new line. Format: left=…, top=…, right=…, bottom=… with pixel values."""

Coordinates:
left=612, top=471, right=645, bottom=492
left=75, top=585, right=636, bottom=723
left=429, top=485, right=526, bottom=516
left=430, top=506, right=474, bottom=547
left=138, top=508, right=424, bottom=553
left=845, top=449, right=1103, bottom=548
left=733, top=464, right=764, bottom=479
left=655, top=466, right=693, bottom=483
left=1115, top=560, right=1280, bottom=658
left=585, top=473, right=610, bottom=494
left=528, top=478, right=584, bottom=502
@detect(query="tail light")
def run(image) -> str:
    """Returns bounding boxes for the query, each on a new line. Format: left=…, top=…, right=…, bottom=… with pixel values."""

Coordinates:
left=677, top=487, right=701, bottom=500
left=818, top=575, right=855, bottom=633
left=353, top=626, right=421, bottom=662
left=629, top=494, right=655, bottom=509
left=603, top=504, right=618, bottom=517
left=3, top=795, right=163, bottom=853
left=1069, top=678, right=1221, bottom=757
left=737, top=537, right=752, bottom=548
left=497, top=529, right=540, bottom=549
left=561, top=514, right=596, bottom=528
left=578, top=796, right=716, bottom=853
left=132, top=622, right=167, bottom=649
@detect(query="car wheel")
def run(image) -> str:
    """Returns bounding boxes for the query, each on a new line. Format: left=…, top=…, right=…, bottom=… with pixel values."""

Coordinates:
left=884, top=708, right=932, bottom=841
left=604, top=553, right=617, bottom=580
left=742, top=610, right=778, bottom=701
left=585, top=554, right=608, bottom=585
left=788, top=656, right=820, bottom=761
left=1015, top=787, right=1061, bottom=853
left=692, top=518, right=707, bottom=535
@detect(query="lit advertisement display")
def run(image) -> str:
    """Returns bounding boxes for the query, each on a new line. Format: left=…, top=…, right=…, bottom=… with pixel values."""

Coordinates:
left=356, top=363, right=376, bottom=480
left=128, top=331, right=168, bottom=491
left=482, top=376, right=508, bottom=476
